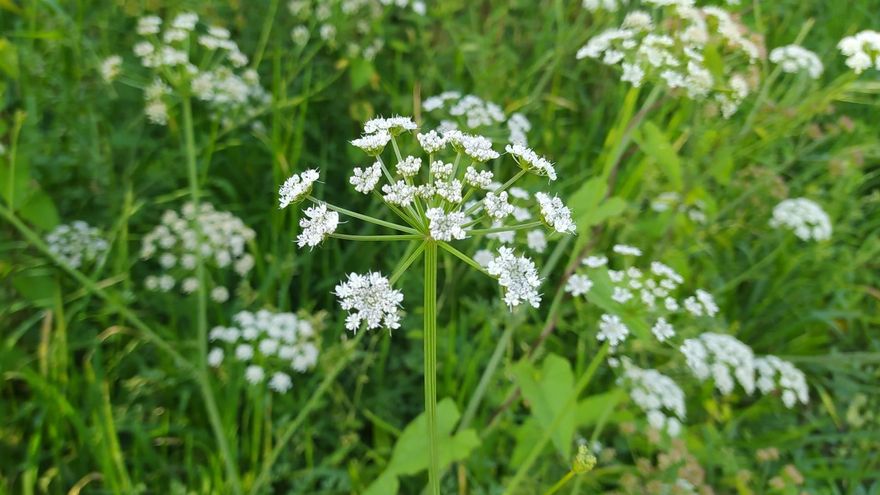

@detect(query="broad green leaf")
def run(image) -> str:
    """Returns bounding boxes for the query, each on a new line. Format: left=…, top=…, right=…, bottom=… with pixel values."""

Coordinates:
left=512, top=353, right=575, bottom=457
left=510, top=417, right=542, bottom=468
left=575, top=390, right=625, bottom=428
left=13, top=270, right=58, bottom=308
left=363, top=471, right=399, bottom=495
left=349, top=58, right=376, bottom=91
left=0, top=38, right=19, bottom=79
left=19, top=191, right=60, bottom=230
left=634, top=122, right=682, bottom=188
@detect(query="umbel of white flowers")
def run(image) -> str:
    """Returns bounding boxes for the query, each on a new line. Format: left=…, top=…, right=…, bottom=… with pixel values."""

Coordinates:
left=278, top=116, right=578, bottom=333
left=45, top=221, right=109, bottom=269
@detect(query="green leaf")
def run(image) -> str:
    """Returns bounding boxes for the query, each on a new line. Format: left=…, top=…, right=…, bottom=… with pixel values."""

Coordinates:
left=634, top=122, right=682, bottom=189
left=363, top=472, right=399, bottom=495
left=512, top=353, right=575, bottom=457
left=349, top=58, right=376, bottom=91
left=0, top=38, right=19, bottom=79
left=13, top=270, right=59, bottom=308
left=19, top=191, right=60, bottom=230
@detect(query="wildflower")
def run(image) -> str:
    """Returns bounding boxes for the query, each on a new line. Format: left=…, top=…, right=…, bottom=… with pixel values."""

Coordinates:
left=207, top=348, right=224, bottom=367
left=45, top=221, right=109, bottom=269
left=597, top=313, right=629, bottom=347
left=755, top=356, right=809, bottom=407
left=582, top=255, right=608, bottom=267
left=680, top=333, right=756, bottom=395
left=279, top=169, right=320, bottom=208
left=417, top=130, right=447, bottom=153
left=381, top=180, right=417, bottom=207
left=100, top=55, right=123, bottom=83
left=651, top=317, right=675, bottom=342
left=535, top=193, right=576, bottom=233
left=769, top=198, right=832, bottom=241
left=335, top=272, right=404, bottom=332
left=572, top=444, right=598, bottom=474
left=245, top=364, right=265, bottom=384
left=565, top=274, right=594, bottom=296
left=351, top=130, right=392, bottom=155
left=425, top=208, right=468, bottom=241
left=486, top=247, right=542, bottom=309
left=526, top=229, right=547, bottom=253
left=269, top=372, right=293, bottom=393
left=837, top=30, right=880, bottom=74
left=363, top=116, right=417, bottom=135
left=506, top=143, right=557, bottom=180
left=769, top=44, right=824, bottom=78
left=483, top=191, right=515, bottom=220
left=350, top=162, right=383, bottom=193
left=423, top=92, right=531, bottom=145
left=612, top=244, right=642, bottom=257
left=620, top=358, right=686, bottom=436
left=137, top=15, right=162, bottom=36
left=297, top=203, right=339, bottom=248
left=396, top=155, right=422, bottom=177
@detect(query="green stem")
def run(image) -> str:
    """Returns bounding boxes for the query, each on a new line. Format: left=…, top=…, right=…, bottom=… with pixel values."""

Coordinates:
left=503, top=342, right=610, bottom=495
left=312, top=197, right=420, bottom=234
left=391, top=242, right=427, bottom=284
left=469, top=221, right=543, bottom=235
left=423, top=241, right=441, bottom=495
left=439, top=242, right=490, bottom=277
left=182, top=96, right=243, bottom=494
left=249, top=332, right=365, bottom=495
left=543, top=471, right=576, bottom=495
left=330, top=233, right=423, bottom=242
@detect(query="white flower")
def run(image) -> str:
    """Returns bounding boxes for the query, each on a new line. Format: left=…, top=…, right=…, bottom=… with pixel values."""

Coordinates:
left=381, top=180, right=417, bottom=207
left=444, top=130, right=500, bottom=161
left=279, top=169, right=320, bottom=208
left=755, top=355, right=809, bottom=407
left=350, top=162, right=383, bottom=193
left=433, top=179, right=463, bottom=203
left=335, top=272, right=404, bottom=332
left=565, top=274, right=593, bottom=296
left=181, top=277, right=199, bottom=294
left=837, top=30, right=880, bottom=74
left=582, top=255, right=608, bottom=268
left=417, top=130, right=447, bottom=153
left=769, top=44, right=824, bottom=79
left=396, top=155, right=422, bottom=177
left=363, top=116, right=417, bottom=135
left=483, top=191, right=514, bottom=220
left=527, top=229, right=547, bottom=253
left=425, top=208, right=468, bottom=241
left=769, top=198, right=832, bottom=241
left=269, top=372, right=293, bottom=393
left=535, top=192, right=576, bottom=233
left=612, top=244, right=642, bottom=256
left=45, top=221, right=108, bottom=269
left=680, top=333, right=756, bottom=395
left=211, top=286, right=230, bottom=303
left=651, top=317, right=675, bottom=342
left=473, top=249, right=494, bottom=268
left=620, top=358, right=686, bottom=436
left=429, top=160, right=453, bottom=178
left=172, top=12, right=199, bottom=31
left=486, top=247, right=542, bottom=309
left=297, top=203, right=339, bottom=248
left=506, top=143, right=557, bottom=180
left=462, top=167, right=493, bottom=190
left=351, top=130, right=391, bottom=155
left=245, top=364, right=265, bottom=384
left=136, top=15, right=162, bottom=35
left=100, top=55, right=122, bottom=83
left=235, top=344, right=254, bottom=360
left=207, top=347, right=224, bottom=367
left=597, top=313, right=629, bottom=347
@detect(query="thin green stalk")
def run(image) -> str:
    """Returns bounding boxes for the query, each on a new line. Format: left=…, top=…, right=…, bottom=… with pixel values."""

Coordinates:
left=313, top=197, right=420, bottom=234
left=249, top=332, right=365, bottom=495
left=469, top=221, right=543, bottom=235
left=391, top=242, right=427, bottom=284
left=439, top=242, right=490, bottom=277
left=423, top=241, right=441, bottom=495
left=503, top=342, right=610, bottom=495
left=330, top=233, right=423, bottom=242
left=543, top=471, right=575, bottom=495
left=182, top=95, right=243, bottom=494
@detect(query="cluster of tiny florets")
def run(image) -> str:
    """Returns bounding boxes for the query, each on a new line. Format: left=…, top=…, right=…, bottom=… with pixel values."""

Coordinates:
left=618, top=358, right=686, bottom=436
left=769, top=44, right=824, bottom=79
left=837, top=30, right=880, bottom=74
left=571, top=246, right=720, bottom=350
left=769, top=198, right=832, bottom=241
left=287, top=0, right=426, bottom=60
left=298, top=203, right=340, bottom=248
left=279, top=169, right=321, bottom=208
left=755, top=355, right=810, bottom=408
left=131, top=13, right=269, bottom=127
left=140, top=202, right=255, bottom=302
left=486, top=247, right=542, bottom=309
left=422, top=91, right=532, bottom=145
left=335, top=271, right=404, bottom=332
left=577, top=3, right=762, bottom=117
left=650, top=191, right=708, bottom=224
left=208, top=309, right=321, bottom=393
left=680, top=332, right=756, bottom=395
left=45, top=221, right=109, bottom=269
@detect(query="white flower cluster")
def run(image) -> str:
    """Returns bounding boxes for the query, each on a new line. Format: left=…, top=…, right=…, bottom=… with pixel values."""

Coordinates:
left=769, top=197, right=832, bottom=241
left=45, top=221, right=109, bottom=269
left=208, top=309, right=321, bottom=393
left=680, top=332, right=756, bottom=395
left=582, top=0, right=618, bottom=12
left=486, top=247, right=542, bottom=309
left=755, top=355, right=809, bottom=408
left=140, top=202, right=255, bottom=302
left=769, top=44, right=824, bottom=79
left=619, top=358, right=686, bottom=436
left=572, top=246, right=720, bottom=350
left=294, top=115, right=574, bottom=313
left=99, top=55, right=122, bottom=83
left=279, top=169, right=320, bottom=208
left=287, top=0, right=426, bottom=60
left=838, top=30, right=880, bottom=74
left=422, top=91, right=532, bottom=145
left=335, top=271, right=404, bottom=332
left=576, top=3, right=761, bottom=117
left=680, top=333, right=810, bottom=407
left=650, top=191, right=708, bottom=224
left=132, top=12, right=269, bottom=126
